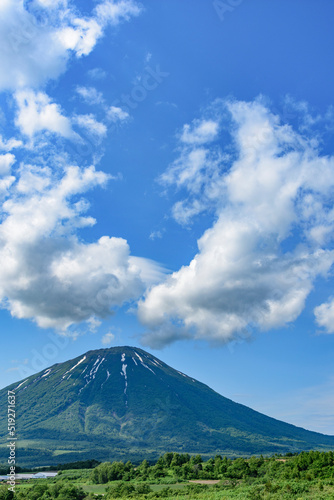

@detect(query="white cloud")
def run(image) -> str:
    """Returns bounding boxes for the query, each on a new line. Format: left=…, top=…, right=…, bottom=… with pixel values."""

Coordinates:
left=138, top=99, right=334, bottom=348
left=0, top=0, right=142, bottom=91
left=102, top=332, right=115, bottom=345
left=0, top=0, right=68, bottom=91
left=180, top=119, right=220, bottom=145
left=0, top=163, right=162, bottom=331
left=76, top=86, right=104, bottom=105
left=0, top=135, right=23, bottom=152
left=57, top=18, right=103, bottom=57
left=0, top=177, right=16, bottom=200
left=33, top=0, right=67, bottom=8
left=95, top=0, right=142, bottom=26
left=15, top=89, right=76, bottom=139
left=87, top=316, right=102, bottom=333
left=73, top=114, right=107, bottom=140
left=0, top=0, right=149, bottom=336
left=107, top=106, right=130, bottom=122
left=314, top=299, right=334, bottom=333
left=159, top=146, right=224, bottom=225
left=0, top=154, right=16, bottom=176
left=0, top=154, right=16, bottom=199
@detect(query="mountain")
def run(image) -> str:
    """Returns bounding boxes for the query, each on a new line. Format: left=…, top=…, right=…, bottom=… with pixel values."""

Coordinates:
left=1, top=346, right=333, bottom=467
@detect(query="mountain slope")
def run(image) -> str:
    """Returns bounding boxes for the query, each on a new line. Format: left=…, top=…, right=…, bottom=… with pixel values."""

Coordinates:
left=0, top=346, right=333, bottom=466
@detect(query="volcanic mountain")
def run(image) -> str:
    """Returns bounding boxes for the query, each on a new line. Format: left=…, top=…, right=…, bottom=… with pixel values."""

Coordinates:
left=1, top=346, right=333, bottom=467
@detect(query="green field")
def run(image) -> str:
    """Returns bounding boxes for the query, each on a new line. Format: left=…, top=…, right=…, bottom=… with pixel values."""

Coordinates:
left=2, top=450, right=334, bottom=499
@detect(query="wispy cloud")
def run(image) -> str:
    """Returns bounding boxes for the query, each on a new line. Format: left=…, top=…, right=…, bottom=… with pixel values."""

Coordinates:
left=76, top=86, right=105, bottom=106
left=256, top=376, right=334, bottom=435
left=102, top=332, right=115, bottom=345
left=73, top=114, right=107, bottom=141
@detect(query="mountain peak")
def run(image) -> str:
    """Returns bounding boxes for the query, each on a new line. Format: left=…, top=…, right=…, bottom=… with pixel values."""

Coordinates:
left=1, top=346, right=334, bottom=467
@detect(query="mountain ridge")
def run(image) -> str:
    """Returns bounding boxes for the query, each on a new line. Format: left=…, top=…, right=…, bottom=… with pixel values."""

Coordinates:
left=0, top=345, right=333, bottom=467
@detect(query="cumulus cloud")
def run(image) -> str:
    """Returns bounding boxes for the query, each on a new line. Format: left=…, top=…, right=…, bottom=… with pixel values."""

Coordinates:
left=107, top=106, right=130, bottom=123
left=0, top=0, right=142, bottom=91
left=0, top=163, right=162, bottom=331
left=15, top=89, right=76, bottom=139
left=57, top=17, right=103, bottom=57
left=138, top=99, right=334, bottom=347
left=0, top=0, right=155, bottom=337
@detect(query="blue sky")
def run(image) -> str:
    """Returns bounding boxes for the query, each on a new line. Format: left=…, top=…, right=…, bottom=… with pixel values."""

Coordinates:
left=1, top=0, right=334, bottom=435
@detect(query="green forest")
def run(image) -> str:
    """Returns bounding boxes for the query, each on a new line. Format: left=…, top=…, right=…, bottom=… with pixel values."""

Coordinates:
left=1, top=450, right=334, bottom=499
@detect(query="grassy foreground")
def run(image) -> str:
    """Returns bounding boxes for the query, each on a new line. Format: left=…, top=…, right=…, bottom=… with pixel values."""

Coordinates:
left=1, top=450, right=334, bottom=499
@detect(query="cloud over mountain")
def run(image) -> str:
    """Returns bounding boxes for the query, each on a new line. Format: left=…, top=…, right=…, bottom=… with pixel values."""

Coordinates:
left=0, top=163, right=162, bottom=331
left=138, top=99, right=334, bottom=347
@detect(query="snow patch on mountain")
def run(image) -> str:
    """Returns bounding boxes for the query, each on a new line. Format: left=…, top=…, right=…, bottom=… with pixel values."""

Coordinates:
left=134, top=352, right=143, bottom=363
left=81, top=365, right=88, bottom=375
left=62, top=355, right=87, bottom=379
left=141, top=362, right=155, bottom=375
left=151, top=360, right=161, bottom=368
left=15, top=379, right=29, bottom=390
left=120, top=354, right=128, bottom=405
left=90, top=357, right=105, bottom=379
left=101, top=369, right=110, bottom=388
left=78, top=356, right=105, bottom=394
left=134, top=351, right=155, bottom=374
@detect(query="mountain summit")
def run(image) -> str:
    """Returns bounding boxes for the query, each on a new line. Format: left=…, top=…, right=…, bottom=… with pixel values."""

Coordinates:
left=1, top=346, right=333, bottom=467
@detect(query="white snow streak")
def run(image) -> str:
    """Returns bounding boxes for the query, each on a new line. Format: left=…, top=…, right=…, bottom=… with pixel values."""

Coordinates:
left=134, top=351, right=155, bottom=374
left=81, top=365, right=88, bottom=375
left=42, top=369, right=52, bottom=378
left=78, top=356, right=105, bottom=394
left=135, top=352, right=144, bottom=363
left=62, top=355, right=86, bottom=379
left=101, top=369, right=110, bottom=388
left=151, top=360, right=161, bottom=368
left=15, top=379, right=29, bottom=390
left=141, top=362, right=155, bottom=375
left=121, top=364, right=127, bottom=378
left=120, top=354, right=128, bottom=405
left=132, top=356, right=138, bottom=366
left=90, top=357, right=105, bottom=379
